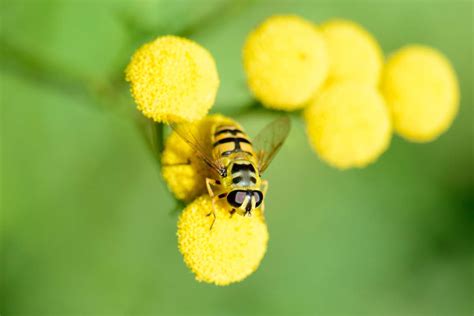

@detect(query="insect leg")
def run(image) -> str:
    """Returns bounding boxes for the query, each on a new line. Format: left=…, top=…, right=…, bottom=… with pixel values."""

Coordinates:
left=205, top=178, right=222, bottom=230
left=206, top=178, right=222, bottom=197
left=260, top=180, right=269, bottom=196
left=260, top=180, right=269, bottom=219
left=207, top=200, right=217, bottom=230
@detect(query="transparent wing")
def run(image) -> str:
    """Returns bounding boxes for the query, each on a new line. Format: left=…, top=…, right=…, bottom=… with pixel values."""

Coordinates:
left=169, top=121, right=225, bottom=176
left=253, top=116, right=291, bottom=173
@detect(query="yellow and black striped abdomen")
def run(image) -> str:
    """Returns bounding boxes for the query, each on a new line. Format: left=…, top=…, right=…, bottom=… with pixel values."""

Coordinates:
left=211, top=124, right=255, bottom=158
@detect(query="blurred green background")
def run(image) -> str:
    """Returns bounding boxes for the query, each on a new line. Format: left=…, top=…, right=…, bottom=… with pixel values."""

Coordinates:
left=1, top=0, right=473, bottom=315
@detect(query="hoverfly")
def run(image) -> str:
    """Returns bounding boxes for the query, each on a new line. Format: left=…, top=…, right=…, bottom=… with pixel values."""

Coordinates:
left=171, top=116, right=291, bottom=228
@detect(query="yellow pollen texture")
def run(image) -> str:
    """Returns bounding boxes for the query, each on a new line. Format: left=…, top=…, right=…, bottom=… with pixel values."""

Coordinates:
left=161, top=115, right=235, bottom=202
left=177, top=195, right=269, bottom=286
left=321, top=19, right=383, bottom=86
left=243, top=15, right=329, bottom=110
left=305, top=83, right=392, bottom=169
left=125, top=35, right=219, bottom=123
left=381, top=45, right=460, bottom=142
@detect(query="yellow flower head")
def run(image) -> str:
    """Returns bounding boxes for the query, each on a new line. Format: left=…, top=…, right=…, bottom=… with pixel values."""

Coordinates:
left=177, top=195, right=269, bottom=286
left=321, top=19, right=383, bottom=86
left=125, top=36, right=219, bottom=123
left=243, top=15, right=329, bottom=111
left=381, top=45, right=459, bottom=142
left=305, top=83, right=392, bottom=169
left=162, top=114, right=236, bottom=202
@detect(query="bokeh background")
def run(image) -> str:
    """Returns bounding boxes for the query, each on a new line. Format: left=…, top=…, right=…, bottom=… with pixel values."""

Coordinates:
left=1, top=0, right=473, bottom=315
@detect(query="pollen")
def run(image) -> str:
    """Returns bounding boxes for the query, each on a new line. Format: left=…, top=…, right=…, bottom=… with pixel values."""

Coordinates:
left=242, top=15, right=329, bottom=111
left=320, top=19, right=383, bottom=86
left=305, top=83, right=392, bottom=169
left=177, top=195, right=269, bottom=286
left=125, top=35, right=219, bottom=123
left=161, top=114, right=235, bottom=202
left=381, top=45, right=460, bottom=142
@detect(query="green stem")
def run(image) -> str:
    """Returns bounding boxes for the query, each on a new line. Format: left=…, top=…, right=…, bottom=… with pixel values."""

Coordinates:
left=221, top=100, right=260, bottom=117
left=221, top=99, right=304, bottom=119
left=177, top=0, right=254, bottom=37
left=153, top=122, right=165, bottom=166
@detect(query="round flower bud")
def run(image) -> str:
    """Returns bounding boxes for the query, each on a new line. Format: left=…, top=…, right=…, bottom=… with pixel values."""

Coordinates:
left=177, top=195, right=268, bottom=286
left=381, top=45, right=459, bottom=142
left=125, top=36, right=219, bottom=123
left=320, top=19, right=383, bottom=86
left=305, top=83, right=392, bottom=169
left=161, top=114, right=236, bottom=202
left=243, top=15, right=329, bottom=110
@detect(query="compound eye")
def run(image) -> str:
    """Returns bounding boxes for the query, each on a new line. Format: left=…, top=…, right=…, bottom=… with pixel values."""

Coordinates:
left=227, top=190, right=247, bottom=208
left=235, top=191, right=247, bottom=204
left=253, top=191, right=263, bottom=207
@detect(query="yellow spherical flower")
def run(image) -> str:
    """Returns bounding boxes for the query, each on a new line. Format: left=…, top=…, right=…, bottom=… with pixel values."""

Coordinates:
left=161, top=114, right=235, bottom=202
left=381, top=45, right=459, bottom=142
left=305, top=83, right=392, bottom=169
left=177, top=195, right=268, bottom=286
left=243, top=15, right=329, bottom=110
left=321, top=19, right=383, bottom=86
left=125, top=35, right=219, bottom=123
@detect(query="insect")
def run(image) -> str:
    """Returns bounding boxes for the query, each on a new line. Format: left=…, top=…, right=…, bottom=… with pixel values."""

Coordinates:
left=171, top=116, right=291, bottom=228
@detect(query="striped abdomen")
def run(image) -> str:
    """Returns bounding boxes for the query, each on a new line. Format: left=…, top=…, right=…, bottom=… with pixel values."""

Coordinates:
left=212, top=124, right=259, bottom=188
left=212, top=124, right=254, bottom=158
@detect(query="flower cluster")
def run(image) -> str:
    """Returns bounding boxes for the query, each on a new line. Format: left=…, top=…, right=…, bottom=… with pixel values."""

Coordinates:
left=178, top=196, right=268, bottom=286
left=382, top=45, right=459, bottom=142
left=243, top=15, right=329, bottom=110
left=243, top=16, right=459, bottom=169
left=125, top=35, right=219, bottom=123
left=125, top=15, right=459, bottom=286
